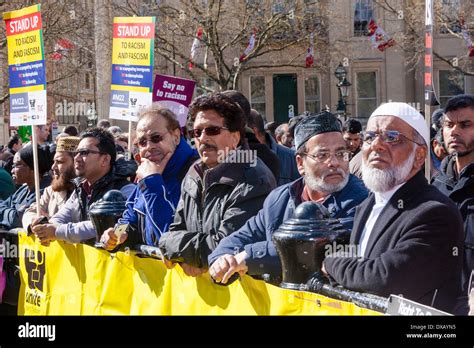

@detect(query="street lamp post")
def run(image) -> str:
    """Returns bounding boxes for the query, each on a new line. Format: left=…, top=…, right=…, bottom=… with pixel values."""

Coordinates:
left=86, top=106, right=98, bottom=128
left=334, top=63, right=352, bottom=121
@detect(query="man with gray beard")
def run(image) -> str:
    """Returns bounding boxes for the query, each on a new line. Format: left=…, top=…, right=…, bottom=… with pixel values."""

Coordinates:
left=322, top=102, right=464, bottom=314
left=208, top=111, right=368, bottom=284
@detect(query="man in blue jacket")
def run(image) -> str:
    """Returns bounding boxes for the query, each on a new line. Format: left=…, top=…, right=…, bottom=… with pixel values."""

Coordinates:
left=101, top=106, right=198, bottom=250
left=208, top=111, right=368, bottom=284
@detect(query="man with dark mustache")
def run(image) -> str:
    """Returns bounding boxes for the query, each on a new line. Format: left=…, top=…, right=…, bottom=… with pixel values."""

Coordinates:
left=23, top=136, right=80, bottom=233
left=208, top=111, right=368, bottom=285
left=432, top=94, right=474, bottom=314
left=158, top=93, right=276, bottom=277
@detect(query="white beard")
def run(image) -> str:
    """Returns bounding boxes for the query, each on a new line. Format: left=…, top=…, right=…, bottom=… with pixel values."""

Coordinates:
left=304, top=166, right=350, bottom=195
left=361, top=149, right=416, bottom=193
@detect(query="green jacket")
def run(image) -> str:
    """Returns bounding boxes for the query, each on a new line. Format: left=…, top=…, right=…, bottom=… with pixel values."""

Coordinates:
left=0, top=167, right=15, bottom=200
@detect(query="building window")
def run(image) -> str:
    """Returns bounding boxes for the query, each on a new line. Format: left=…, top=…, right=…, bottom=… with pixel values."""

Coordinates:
left=354, top=0, right=373, bottom=36
left=250, top=76, right=266, bottom=118
left=304, top=75, right=320, bottom=113
left=356, top=71, right=377, bottom=123
left=439, top=70, right=464, bottom=107
left=439, top=0, right=462, bottom=34
left=84, top=72, right=91, bottom=90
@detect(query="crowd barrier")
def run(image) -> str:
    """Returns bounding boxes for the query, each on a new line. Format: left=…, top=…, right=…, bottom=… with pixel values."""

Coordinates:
left=17, top=232, right=380, bottom=315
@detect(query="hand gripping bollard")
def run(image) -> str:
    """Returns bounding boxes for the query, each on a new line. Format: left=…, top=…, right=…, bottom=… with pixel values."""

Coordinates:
left=89, top=190, right=126, bottom=247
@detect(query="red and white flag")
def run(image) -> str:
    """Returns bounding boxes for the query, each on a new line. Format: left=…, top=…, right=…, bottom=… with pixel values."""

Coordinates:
left=189, top=27, right=204, bottom=70
left=368, top=19, right=396, bottom=52
left=239, top=30, right=256, bottom=62
left=460, top=17, right=474, bottom=57
left=305, top=32, right=314, bottom=68
left=51, top=38, right=75, bottom=61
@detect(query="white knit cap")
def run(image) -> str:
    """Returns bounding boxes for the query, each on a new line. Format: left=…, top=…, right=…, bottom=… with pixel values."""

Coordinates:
left=369, top=102, right=429, bottom=146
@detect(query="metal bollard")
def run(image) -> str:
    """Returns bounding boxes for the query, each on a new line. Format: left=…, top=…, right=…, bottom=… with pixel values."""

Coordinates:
left=272, top=201, right=350, bottom=290
left=89, top=190, right=126, bottom=246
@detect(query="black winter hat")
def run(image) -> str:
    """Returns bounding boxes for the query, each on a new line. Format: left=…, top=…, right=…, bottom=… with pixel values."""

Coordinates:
left=19, top=145, right=53, bottom=175
left=294, top=111, right=342, bottom=151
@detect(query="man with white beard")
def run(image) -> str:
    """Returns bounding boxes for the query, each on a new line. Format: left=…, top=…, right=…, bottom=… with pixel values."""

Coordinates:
left=322, top=102, right=465, bottom=314
left=208, top=111, right=368, bottom=284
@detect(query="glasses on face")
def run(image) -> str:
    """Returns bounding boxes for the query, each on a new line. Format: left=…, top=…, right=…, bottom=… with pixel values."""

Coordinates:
left=303, top=150, right=352, bottom=163
left=136, top=134, right=164, bottom=147
left=73, top=149, right=105, bottom=157
left=362, top=130, right=423, bottom=146
left=192, top=126, right=229, bottom=138
left=12, top=163, right=28, bottom=169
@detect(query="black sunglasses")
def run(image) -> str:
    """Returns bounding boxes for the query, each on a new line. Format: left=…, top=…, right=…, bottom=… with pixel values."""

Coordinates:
left=136, top=134, right=164, bottom=147
left=192, top=126, right=229, bottom=138
left=73, top=149, right=105, bottom=157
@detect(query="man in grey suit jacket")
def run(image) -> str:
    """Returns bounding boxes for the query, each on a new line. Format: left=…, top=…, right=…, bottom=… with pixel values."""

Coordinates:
left=323, top=102, right=464, bottom=314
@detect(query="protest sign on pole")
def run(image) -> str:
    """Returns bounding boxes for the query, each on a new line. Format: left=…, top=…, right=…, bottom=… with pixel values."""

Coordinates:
left=3, top=4, right=47, bottom=216
left=109, top=16, right=155, bottom=158
left=152, top=74, right=196, bottom=127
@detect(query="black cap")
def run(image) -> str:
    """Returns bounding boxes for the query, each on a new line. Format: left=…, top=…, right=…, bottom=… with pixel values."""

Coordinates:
left=294, top=111, right=342, bottom=151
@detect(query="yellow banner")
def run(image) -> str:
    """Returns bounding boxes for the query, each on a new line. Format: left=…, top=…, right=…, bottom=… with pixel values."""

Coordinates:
left=112, top=38, right=151, bottom=66
left=7, top=30, right=43, bottom=65
left=17, top=233, right=380, bottom=316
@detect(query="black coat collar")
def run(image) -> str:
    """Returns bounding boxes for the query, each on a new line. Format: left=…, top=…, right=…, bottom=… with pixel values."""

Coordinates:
left=353, top=170, right=427, bottom=255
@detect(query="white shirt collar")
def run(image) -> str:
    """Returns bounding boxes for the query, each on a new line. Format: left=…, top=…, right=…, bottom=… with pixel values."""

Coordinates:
left=373, top=182, right=406, bottom=205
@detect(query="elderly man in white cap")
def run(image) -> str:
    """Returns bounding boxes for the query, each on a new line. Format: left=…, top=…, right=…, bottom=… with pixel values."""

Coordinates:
left=322, top=102, right=465, bottom=314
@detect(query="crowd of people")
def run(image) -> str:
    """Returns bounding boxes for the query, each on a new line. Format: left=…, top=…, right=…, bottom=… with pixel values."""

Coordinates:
left=0, top=90, right=473, bottom=316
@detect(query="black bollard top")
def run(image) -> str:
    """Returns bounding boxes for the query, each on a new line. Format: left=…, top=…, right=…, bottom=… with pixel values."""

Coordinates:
left=272, top=201, right=350, bottom=290
left=89, top=189, right=126, bottom=217
left=293, top=201, right=330, bottom=220
left=103, top=189, right=127, bottom=203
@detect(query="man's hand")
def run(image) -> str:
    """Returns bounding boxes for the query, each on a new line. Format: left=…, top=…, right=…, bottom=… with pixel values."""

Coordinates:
left=162, top=257, right=175, bottom=269
left=30, top=213, right=48, bottom=228
left=321, top=262, right=328, bottom=276
left=209, top=251, right=248, bottom=284
left=32, top=223, right=57, bottom=246
left=100, top=227, right=128, bottom=251
left=136, top=152, right=172, bottom=180
left=180, top=263, right=207, bottom=277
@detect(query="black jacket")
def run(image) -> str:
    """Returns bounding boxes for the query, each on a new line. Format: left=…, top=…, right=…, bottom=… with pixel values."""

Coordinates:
left=432, top=155, right=474, bottom=314
left=246, top=131, right=280, bottom=182
left=325, top=171, right=464, bottom=314
left=72, top=170, right=133, bottom=221
left=159, top=157, right=276, bottom=268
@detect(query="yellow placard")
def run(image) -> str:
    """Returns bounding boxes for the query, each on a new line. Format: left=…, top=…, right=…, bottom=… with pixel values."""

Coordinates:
left=17, top=232, right=380, bottom=316
left=3, top=4, right=40, bottom=20
left=7, top=31, right=43, bottom=65
left=112, top=38, right=151, bottom=66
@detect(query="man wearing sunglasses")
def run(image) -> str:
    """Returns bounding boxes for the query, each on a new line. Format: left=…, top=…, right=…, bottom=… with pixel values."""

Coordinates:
left=322, top=102, right=464, bottom=314
left=99, top=106, right=198, bottom=251
left=158, top=93, right=276, bottom=277
left=208, top=111, right=368, bottom=285
left=432, top=94, right=474, bottom=315
left=32, top=128, right=136, bottom=244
